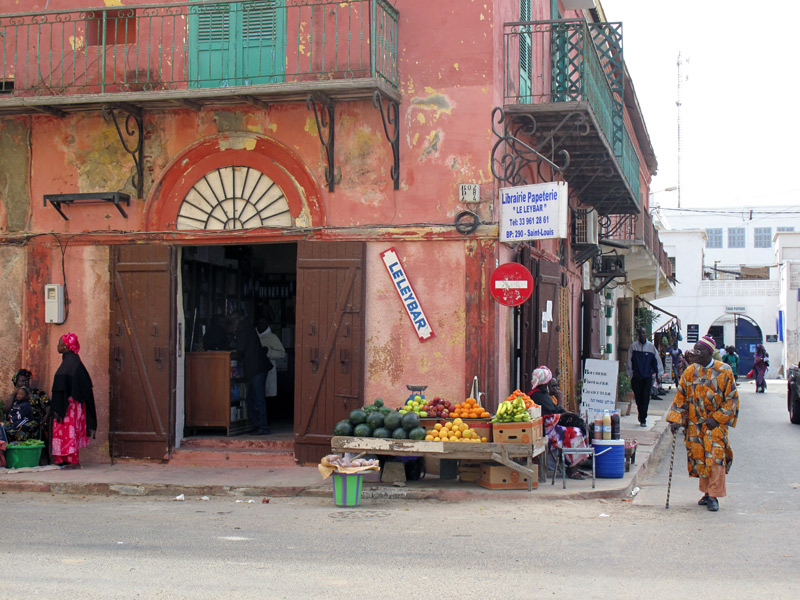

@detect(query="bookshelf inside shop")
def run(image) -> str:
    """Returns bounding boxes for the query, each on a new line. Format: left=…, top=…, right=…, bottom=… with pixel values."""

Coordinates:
left=181, top=246, right=296, bottom=436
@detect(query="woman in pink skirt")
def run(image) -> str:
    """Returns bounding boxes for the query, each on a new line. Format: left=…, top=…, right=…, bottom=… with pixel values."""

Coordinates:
left=51, top=333, right=96, bottom=469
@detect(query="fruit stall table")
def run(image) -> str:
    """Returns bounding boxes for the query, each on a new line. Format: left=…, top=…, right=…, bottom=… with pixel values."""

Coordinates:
left=330, top=436, right=547, bottom=492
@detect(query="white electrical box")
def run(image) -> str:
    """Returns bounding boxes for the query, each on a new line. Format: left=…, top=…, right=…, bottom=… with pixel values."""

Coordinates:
left=45, top=284, right=65, bottom=324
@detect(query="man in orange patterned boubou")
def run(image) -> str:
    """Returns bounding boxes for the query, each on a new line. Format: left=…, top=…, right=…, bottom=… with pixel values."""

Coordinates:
left=667, top=335, right=739, bottom=512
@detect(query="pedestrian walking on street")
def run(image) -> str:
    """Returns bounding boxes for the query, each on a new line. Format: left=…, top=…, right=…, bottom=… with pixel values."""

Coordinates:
left=51, top=333, right=97, bottom=469
left=667, top=335, right=739, bottom=512
left=626, top=327, right=663, bottom=427
left=722, top=345, right=740, bottom=382
left=753, top=343, right=769, bottom=393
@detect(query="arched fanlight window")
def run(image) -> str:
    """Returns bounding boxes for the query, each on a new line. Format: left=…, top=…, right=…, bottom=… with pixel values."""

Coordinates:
left=176, top=166, right=292, bottom=230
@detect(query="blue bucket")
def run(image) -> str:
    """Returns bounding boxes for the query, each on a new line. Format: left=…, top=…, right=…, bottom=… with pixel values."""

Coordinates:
left=593, top=439, right=625, bottom=478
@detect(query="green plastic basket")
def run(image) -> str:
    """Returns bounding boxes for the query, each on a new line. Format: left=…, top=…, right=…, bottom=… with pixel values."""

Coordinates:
left=5, top=444, right=44, bottom=469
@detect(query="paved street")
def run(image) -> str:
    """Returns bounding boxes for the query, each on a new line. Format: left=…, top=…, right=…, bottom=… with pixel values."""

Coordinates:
left=2, top=380, right=798, bottom=599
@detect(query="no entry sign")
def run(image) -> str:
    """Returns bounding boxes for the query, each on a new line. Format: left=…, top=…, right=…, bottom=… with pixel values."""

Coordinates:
left=490, top=263, right=534, bottom=307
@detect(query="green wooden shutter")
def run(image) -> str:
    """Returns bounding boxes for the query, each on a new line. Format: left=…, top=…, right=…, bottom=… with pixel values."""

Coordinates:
left=519, top=0, right=532, bottom=103
left=240, top=1, right=286, bottom=84
left=189, top=3, right=234, bottom=88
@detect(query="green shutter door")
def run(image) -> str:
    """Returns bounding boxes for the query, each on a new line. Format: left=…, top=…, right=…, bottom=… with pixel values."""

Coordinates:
left=189, top=2, right=286, bottom=89
left=241, top=1, right=286, bottom=84
left=189, top=3, right=234, bottom=88
left=519, top=0, right=532, bottom=103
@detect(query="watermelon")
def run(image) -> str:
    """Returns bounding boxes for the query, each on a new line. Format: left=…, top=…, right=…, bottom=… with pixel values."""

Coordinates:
left=401, top=411, right=421, bottom=431
left=408, top=427, right=427, bottom=441
left=374, top=398, right=384, bottom=408
left=349, top=409, right=367, bottom=426
left=372, top=427, right=391, bottom=439
left=366, top=412, right=385, bottom=430
left=353, top=423, right=372, bottom=437
left=384, top=412, right=402, bottom=431
left=333, top=420, right=353, bottom=437
left=392, top=427, right=408, bottom=440
left=379, top=406, right=393, bottom=416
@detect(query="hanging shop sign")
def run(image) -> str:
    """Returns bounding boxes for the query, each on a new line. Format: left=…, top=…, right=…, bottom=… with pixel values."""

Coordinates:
left=489, top=263, right=534, bottom=307
left=499, top=181, right=568, bottom=242
left=581, top=358, right=619, bottom=419
left=380, top=247, right=435, bottom=342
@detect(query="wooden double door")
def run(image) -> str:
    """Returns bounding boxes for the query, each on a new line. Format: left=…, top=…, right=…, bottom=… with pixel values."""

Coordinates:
left=109, top=242, right=365, bottom=462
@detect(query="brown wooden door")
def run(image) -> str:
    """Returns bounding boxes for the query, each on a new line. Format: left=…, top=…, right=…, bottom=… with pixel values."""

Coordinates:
left=617, top=297, right=634, bottom=371
left=109, top=245, right=176, bottom=459
left=294, top=241, right=365, bottom=464
left=520, top=253, right=561, bottom=390
left=582, top=290, right=603, bottom=360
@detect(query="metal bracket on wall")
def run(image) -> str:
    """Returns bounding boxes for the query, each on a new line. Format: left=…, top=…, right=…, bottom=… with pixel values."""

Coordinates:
left=490, top=106, right=571, bottom=187
left=102, top=104, right=144, bottom=199
left=373, top=91, right=400, bottom=190
left=306, top=93, right=336, bottom=192
left=44, top=192, right=131, bottom=220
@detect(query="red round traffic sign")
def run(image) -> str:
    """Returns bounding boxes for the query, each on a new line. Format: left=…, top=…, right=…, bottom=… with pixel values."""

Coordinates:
left=489, top=263, right=534, bottom=306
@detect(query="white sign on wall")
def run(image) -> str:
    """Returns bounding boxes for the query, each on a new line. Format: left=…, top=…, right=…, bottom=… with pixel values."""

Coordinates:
left=581, top=358, right=619, bottom=420
left=499, top=181, right=568, bottom=242
left=380, top=247, right=436, bottom=342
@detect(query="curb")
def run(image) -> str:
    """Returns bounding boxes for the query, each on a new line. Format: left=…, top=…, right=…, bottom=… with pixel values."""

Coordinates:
left=0, top=420, right=672, bottom=501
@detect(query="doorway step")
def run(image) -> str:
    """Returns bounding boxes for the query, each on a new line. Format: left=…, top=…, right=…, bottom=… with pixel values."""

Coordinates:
left=170, top=437, right=296, bottom=467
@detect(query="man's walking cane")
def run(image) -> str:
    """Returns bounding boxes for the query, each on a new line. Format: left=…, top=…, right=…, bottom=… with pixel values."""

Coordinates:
left=665, top=428, right=677, bottom=509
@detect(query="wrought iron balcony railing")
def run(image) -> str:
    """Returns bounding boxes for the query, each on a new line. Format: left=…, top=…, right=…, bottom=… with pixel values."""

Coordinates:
left=601, top=211, right=674, bottom=280
left=503, top=19, right=640, bottom=202
left=0, top=0, right=398, bottom=99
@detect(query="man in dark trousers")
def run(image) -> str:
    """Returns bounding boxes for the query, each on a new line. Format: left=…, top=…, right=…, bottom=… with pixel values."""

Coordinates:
left=231, top=311, right=272, bottom=435
left=626, top=327, right=664, bottom=427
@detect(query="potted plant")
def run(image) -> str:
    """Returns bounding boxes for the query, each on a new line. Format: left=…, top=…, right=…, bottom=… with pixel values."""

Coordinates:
left=617, top=372, right=633, bottom=402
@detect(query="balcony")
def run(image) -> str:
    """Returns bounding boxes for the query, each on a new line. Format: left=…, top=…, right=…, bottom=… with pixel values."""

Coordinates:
left=0, top=0, right=400, bottom=116
left=601, top=210, right=674, bottom=297
left=502, top=19, right=640, bottom=214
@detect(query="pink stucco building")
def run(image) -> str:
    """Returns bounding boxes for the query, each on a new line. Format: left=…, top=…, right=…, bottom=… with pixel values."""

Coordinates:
left=0, top=0, right=671, bottom=465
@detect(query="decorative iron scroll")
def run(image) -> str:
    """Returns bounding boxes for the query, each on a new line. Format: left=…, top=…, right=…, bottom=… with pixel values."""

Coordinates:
left=306, top=93, right=336, bottom=193
left=373, top=91, right=400, bottom=190
left=490, top=106, right=571, bottom=187
left=102, top=105, right=144, bottom=199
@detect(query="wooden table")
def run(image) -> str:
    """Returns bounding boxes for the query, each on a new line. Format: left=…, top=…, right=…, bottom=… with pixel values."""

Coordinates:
left=330, top=436, right=546, bottom=491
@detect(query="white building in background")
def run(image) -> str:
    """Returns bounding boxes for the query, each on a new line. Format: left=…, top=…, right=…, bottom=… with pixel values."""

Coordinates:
left=775, top=232, right=800, bottom=372
left=650, top=206, right=797, bottom=378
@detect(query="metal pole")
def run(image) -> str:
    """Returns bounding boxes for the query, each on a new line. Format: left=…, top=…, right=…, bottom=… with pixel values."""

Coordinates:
left=665, top=428, right=677, bottom=509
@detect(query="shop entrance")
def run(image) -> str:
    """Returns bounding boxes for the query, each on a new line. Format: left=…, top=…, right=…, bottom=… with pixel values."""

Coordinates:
left=180, top=243, right=297, bottom=440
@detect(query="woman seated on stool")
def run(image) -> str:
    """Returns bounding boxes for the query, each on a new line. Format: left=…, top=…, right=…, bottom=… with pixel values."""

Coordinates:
left=1, top=386, right=35, bottom=443
left=529, top=366, right=591, bottom=480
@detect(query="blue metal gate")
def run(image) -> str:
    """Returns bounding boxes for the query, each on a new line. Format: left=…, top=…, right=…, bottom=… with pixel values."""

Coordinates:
left=735, top=317, right=762, bottom=377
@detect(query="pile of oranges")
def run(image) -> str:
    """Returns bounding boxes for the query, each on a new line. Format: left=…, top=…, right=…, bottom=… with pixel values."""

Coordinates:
left=451, top=398, right=491, bottom=419
left=425, top=418, right=489, bottom=443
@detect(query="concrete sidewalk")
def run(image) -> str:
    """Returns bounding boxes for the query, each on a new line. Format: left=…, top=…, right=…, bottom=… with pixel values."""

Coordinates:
left=0, top=400, right=674, bottom=502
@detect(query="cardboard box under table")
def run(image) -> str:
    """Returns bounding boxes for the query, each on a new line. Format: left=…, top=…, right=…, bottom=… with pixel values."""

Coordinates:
left=479, top=463, right=539, bottom=490
left=331, top=436, right=546, bottom=492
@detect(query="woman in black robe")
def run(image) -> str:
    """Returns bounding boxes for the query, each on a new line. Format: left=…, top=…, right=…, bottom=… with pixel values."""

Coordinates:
left=51, top=333, right=97, bottom=469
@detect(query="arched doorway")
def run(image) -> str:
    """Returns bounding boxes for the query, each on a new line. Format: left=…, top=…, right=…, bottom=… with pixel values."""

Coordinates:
left=735, top=315, right=763, bottom=377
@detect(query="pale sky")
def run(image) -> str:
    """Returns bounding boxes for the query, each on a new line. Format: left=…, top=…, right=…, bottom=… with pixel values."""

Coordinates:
left=600, top=0, right=800, bottom=211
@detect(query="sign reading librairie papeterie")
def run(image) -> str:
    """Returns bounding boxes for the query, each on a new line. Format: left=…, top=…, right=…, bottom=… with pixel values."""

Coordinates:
left=380, top=247, right=435, bottom=342
left=499, top=181, right=568, bottom=242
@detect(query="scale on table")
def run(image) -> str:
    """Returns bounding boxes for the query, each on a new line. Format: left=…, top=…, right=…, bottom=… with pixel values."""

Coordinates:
left=406, top=384, right=427, bottom=403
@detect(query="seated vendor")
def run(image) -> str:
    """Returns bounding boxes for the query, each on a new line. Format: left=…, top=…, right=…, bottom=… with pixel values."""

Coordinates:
left=4, top=368, right=50, bottom=444
left=529, top=366, right=591, bottom=480
left=2, top=386, right=35, bottom=443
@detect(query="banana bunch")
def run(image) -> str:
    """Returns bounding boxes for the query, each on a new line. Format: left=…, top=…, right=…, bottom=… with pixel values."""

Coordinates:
left=491, top=398, right=532, bottom=423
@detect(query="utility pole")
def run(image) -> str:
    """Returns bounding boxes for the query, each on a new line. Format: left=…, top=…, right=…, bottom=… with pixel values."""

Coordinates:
left=676, top=52, right=687, bottom=209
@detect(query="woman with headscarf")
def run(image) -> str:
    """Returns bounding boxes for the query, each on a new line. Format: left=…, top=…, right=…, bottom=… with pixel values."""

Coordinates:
left=5, top=368, right=51, bottom=444
left=51, top=333, right=97, bottom=469
left=753, top=343, right=769, bottom=393
left=529, top=366, right=590, bottom=480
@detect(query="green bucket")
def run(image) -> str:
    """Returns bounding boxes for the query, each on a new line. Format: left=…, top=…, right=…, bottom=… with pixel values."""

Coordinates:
left=5, top=443, right=44, bottom=469
left=332, top=472, right=365, bottom=507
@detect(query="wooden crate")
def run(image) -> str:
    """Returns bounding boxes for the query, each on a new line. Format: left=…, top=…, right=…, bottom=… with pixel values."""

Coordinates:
left=478, top=463, right=538, bottom=490
left=493, top=417, right=543, bottom=444
left=458, top=462, right=483, bottom=483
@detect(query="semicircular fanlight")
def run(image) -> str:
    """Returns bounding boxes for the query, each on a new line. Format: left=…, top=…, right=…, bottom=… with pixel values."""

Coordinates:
left=176, top=166, right=292, bottom=231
